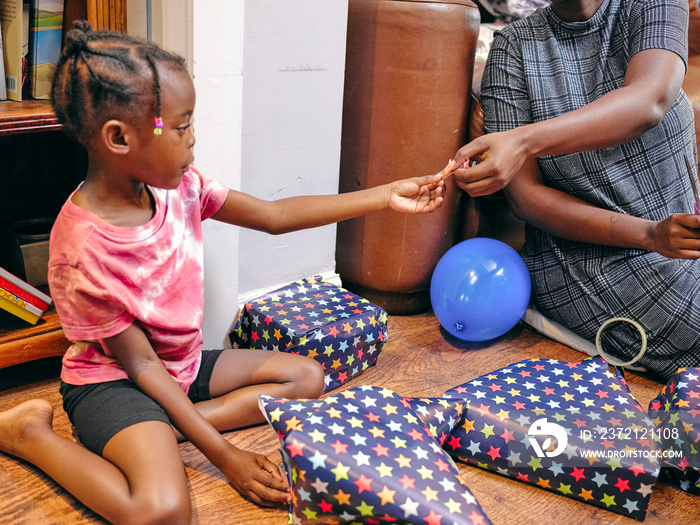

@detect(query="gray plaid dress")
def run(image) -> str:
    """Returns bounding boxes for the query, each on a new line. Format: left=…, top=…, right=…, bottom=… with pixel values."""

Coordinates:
left=482, top=0, right=698, bottom=378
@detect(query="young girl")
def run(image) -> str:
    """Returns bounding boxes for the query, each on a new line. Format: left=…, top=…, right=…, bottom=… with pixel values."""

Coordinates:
left=0, top=22, right=444, bottom=524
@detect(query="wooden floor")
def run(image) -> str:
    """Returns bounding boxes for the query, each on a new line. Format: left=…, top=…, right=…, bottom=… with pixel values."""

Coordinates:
left=1, top=313, right=698, bottom=524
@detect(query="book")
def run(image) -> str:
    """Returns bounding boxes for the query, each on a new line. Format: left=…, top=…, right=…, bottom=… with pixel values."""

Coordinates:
left=28, top=0, right=63, bottom=99
left=0, top=296, right=40, bottom=323
left=0, top=287, right=41, bottom=323
left=0, top=270, right=50, bottom=310
left=0, top=0, right=29, bottom=101
left=0, top=285, right=42, bottom=314
left=0, top=265, right=51, bottom=310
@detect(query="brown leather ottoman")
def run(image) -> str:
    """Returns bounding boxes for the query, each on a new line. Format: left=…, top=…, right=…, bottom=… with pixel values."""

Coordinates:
left=336, top=0, right=480, bottom=314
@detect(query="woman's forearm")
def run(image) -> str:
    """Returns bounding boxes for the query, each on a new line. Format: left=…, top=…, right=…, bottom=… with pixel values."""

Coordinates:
left=518, top=49, right=684, bottom=158
left=507, top=184, right=655, bottom=250
left=504, top=158, right=656, bottom=251
left=450, top=49, right=686, bottom=196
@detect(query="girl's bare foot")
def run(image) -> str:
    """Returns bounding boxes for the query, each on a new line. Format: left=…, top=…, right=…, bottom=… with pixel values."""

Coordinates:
left=0, top=399, right=55, bottom=461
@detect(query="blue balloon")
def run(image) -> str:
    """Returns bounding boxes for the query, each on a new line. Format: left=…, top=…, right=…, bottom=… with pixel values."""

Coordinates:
left=430, top=238, right=531, bottom=342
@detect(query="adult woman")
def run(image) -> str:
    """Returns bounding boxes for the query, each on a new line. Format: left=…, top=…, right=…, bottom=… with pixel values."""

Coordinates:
left=449, top=0, right=700, bottom=377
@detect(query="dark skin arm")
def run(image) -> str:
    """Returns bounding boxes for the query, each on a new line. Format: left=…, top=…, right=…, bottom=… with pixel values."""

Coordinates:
left=211, top=174, right=444, bottom=232
left=100, top=323, right=291, bottom=507
left=447, top=48, right=686, bottom=196
left=504, top=158, right=700, bottom=259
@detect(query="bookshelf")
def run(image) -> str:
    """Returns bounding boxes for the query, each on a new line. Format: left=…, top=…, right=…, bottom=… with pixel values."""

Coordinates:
left=0, top=100, right=59, bottom=134
left=0, top=0, right=126, bottom=369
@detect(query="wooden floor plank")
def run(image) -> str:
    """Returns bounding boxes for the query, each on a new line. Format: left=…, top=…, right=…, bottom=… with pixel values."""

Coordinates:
left=1, top=314, right=698, bottom=524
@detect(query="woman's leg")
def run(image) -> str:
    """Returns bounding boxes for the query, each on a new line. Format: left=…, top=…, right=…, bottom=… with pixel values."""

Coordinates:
left=195, top=349, right=325, bottom=432
left=0, top=399, right=190, bottom=525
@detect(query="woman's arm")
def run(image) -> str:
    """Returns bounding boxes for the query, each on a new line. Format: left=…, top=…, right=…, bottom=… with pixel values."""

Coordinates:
left=505, top=158, right=700, bottom=259
left=100, top=323, right=291, bottom=506
left=450, top=48, right=687, bottom=196
left=210, top=173, right=444, bottom=233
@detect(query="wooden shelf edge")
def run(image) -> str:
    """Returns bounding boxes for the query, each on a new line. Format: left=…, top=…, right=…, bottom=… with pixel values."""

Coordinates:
left=0, top=328, right=70, bottom=369
left=0, top=311, right=63, bottom=344
left=0, top=100, right=61, bottom=136
left=0, top=121, right=63, bottom=135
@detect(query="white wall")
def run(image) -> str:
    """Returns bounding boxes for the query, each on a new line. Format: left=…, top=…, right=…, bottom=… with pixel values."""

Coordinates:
left=238, top=1, right=349, bottom=295
left=191, top=2, right=245, bottom=348
left=129, top=0, right=238, bottom=346
left=127, top=1, right=348, bottom=347
left=191, top=1, right=348, bottom=347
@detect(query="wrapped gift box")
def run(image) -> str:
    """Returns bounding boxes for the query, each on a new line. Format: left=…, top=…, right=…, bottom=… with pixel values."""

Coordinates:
left=259, top=385, right=492, bottom=524
left=648, top=367, right=700, bottom=495
left=443, top=357, right=660, bottom=521
left=230, top=276, right=388, bottom=392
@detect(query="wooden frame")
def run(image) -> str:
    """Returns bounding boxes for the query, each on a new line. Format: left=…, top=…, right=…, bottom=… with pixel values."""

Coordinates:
left=0, top=0, right=127, bottom=368
left=87, top=0, right=127, bottom=32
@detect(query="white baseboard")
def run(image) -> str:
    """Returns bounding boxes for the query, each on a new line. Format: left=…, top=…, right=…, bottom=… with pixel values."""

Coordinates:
left=236, top=271, right=342, bottom=307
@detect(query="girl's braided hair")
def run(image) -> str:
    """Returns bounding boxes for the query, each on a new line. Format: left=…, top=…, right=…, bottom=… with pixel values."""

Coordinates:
left=51, top=20, right=186, bottom=145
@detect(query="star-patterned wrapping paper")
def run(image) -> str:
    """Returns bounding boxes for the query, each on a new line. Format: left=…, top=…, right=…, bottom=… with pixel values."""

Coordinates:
left=648, top=367, right=700, bottom=495
left=259, top=385, right=493, bottom=525
left=443, top=357, right=661, bottom=521
left=229, top=276, right=388, bottom=392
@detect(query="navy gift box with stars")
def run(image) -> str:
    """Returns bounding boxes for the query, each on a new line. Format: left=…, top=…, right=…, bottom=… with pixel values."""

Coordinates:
left=648, top=367, right=700, bottom=495
left=259, top=385, right=492, bottom=524
left=229, top=276, right=388, bottom=393
left=442, top=357, right=661, bottom=521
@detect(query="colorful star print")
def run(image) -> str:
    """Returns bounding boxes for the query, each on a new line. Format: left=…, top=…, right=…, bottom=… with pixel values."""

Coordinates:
left=443, top=357, right=660, bottom=521
left=648, top=367, right=700, bottom=495
left=259, top=385, right=491, bottom=524
left=229, top=276, right=388, bottom=392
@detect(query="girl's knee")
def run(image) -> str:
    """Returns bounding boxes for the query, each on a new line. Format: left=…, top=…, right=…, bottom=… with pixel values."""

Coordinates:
left=128, top=490, right=191, bottom=525
left=292, top=356, right=325, bottom=398
left=103, top=424, right=191, bottom=525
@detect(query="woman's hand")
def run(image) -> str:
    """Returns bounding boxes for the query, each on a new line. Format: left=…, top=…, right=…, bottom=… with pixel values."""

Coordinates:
left=651, top=214, right=700, bottom=259
left=218, top=445, right=291, bottom=507
left=444, top=128, right=529, bottom=196
left=387, top=173, right=445, bottom=213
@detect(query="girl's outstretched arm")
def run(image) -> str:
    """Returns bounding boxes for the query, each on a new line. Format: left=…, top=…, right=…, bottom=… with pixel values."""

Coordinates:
left=211, top=173, right=444, bottom=234
left=100, top=323, right=291, bottom=507
left=448, top=48, right=686, bottom=196
left=505, top=158, right=700, bottom=259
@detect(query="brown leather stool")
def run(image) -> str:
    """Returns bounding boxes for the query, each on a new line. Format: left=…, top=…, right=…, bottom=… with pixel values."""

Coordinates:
left=336, top=0, right=480, bottom=314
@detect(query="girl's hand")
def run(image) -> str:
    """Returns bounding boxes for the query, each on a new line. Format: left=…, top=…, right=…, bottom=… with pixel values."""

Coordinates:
left=388, top=173, right=445, bottom=213
left=651, top=213, right=700, bottom=259
left=220, top=445, right=291, bottom=507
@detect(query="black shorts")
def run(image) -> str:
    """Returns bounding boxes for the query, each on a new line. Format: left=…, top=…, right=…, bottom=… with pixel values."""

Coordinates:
left=60, top=349, right=224, bottom=456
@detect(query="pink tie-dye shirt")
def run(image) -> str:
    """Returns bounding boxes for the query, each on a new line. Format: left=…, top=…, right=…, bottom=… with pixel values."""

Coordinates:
left=48, top=168, right=229, bottom=393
